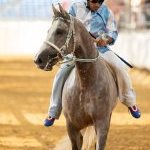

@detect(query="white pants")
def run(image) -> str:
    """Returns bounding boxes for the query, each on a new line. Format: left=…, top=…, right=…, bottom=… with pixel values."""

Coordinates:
left=48, top=63, right=74, bottom=119
left=102, top=51, right=136, bottom=107
left=48, top=51, right=136, bottom=119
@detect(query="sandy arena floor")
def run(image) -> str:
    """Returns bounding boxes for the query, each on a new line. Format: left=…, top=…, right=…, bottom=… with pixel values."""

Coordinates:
left=0, top=58, right=150, bottom=150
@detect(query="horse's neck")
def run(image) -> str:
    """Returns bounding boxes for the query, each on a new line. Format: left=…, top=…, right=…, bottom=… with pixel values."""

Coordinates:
left=74, top=20, right=101, bottom=87
left=74, top=20, right=97, bottom=59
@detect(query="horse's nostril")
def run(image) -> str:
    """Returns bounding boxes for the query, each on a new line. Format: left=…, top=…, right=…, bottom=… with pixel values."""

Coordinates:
left=38, top=58, right=43, bottom=64
left=34, top=58, right=43, bottom=65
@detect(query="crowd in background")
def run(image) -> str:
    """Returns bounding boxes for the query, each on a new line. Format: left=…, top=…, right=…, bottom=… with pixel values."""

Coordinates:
left=62, top=0, right=150, bottom=30
left=105, top=0, right=150, bottom=30
left=0, top=0, right=149, bottom=30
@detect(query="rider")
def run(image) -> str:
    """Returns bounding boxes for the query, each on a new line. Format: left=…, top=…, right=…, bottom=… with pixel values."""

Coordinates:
left=44, top=0, right=141, bottom=127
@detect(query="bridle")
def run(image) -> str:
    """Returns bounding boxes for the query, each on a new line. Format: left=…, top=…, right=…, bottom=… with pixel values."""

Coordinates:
left=44, top=16, right=75, bottom=59
left=44, top=15, right=100, bottom=67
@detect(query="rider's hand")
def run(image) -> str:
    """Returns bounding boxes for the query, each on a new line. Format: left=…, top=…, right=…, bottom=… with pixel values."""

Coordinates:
left=95, top=38, right=108, bottom=47
left=95, top=36, right=113, bottom=47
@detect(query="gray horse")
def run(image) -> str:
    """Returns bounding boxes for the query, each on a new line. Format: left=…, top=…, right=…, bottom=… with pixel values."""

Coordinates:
left=34, top=4, right=118, bottom=150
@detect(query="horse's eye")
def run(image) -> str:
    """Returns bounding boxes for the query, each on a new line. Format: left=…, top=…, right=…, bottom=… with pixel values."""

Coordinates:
left=56, top=29, right=64, bottom=35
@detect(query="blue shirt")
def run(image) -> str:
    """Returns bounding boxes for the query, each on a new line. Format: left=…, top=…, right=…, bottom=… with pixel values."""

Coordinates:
left=69, top=1, right=118, bottom=53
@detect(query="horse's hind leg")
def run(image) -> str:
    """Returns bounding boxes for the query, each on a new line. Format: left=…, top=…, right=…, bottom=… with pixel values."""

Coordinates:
left=95, top=115, right=111, bottom=150
left=66, top=121, right=83, bottom=150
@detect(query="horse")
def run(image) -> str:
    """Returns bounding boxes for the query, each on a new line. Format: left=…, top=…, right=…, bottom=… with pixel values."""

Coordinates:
left=34, top=4, right=118, bottom=150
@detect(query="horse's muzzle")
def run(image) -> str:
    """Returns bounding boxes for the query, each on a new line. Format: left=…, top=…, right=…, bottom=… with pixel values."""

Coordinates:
left=34, top=53, right=60, bottom=71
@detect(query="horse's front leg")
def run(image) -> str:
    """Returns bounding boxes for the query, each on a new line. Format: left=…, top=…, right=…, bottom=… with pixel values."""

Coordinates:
left=94, top=114, right=111, bottom=150
left=66, top=121, right=83, bottom=150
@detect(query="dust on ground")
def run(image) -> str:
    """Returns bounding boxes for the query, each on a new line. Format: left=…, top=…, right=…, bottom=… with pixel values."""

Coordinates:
left=0, top=58, right=150, bottom=150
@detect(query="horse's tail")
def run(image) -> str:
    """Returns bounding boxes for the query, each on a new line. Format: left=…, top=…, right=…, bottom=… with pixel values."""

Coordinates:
left=54, top=126, right=96, bottom=150
left=82, top=126, right=96, bottom=150
left=53, top=135, right=71, bottom=150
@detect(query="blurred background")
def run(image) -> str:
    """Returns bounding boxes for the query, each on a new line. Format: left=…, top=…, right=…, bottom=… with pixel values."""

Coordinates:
left=0, top=0, right=150, bottom=150
left=0, top=0, right=150, bottom=69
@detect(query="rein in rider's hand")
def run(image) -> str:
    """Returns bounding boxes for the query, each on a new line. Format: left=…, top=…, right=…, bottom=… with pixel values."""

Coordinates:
left=94, top=36, right=113, bottom=47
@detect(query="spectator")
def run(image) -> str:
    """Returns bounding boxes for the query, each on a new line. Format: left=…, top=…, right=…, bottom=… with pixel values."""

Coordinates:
left=143, top=0, right=150, bottom=28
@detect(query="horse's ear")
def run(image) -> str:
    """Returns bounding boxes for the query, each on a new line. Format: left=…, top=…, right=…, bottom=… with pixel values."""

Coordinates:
left=58, top=3, right=70, bottom=19
left=52, top=4, right=61, bottom=17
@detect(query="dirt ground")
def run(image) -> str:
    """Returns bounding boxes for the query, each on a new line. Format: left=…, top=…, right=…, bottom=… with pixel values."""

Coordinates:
left=0, top=58, right=150, bottom=150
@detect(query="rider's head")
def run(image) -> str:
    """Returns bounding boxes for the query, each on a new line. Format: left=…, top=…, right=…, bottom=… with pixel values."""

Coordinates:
left=87, top=0, right=104, bottom=11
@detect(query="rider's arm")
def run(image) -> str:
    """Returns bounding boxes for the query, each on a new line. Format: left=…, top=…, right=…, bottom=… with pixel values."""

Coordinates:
left=95, top=8, right=118, bottom=47
left=105, top=9, right=118, bottom=45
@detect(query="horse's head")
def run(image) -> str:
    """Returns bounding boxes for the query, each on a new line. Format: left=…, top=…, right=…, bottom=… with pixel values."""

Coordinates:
left=34, top=4, right=75, bottom=71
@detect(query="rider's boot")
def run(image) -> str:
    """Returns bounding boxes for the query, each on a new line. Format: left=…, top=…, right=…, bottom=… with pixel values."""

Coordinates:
left=44, top=116, right=55, bottom=127
left=128, top=105, right=141, bottom=119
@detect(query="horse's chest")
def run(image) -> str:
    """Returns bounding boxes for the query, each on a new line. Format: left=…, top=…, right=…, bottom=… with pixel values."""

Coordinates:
left=62, top=90, right=93, bottom=127
left=62, top=89, right=94, bottom=117
left=63, top=90, right=88, bottom=109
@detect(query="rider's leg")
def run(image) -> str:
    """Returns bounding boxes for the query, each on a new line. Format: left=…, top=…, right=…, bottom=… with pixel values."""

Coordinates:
left=102, top=51, right=141, bottom=118
left=44, top=63, right=74, bottom=126
left=49, top=64, right=74, bottom=118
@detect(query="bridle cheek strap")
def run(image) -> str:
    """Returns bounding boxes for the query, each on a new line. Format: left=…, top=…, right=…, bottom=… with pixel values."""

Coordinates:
left=44, top=16, right=75, bottom=59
